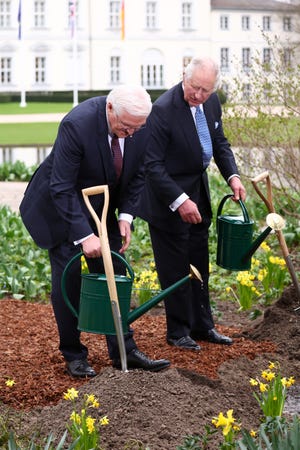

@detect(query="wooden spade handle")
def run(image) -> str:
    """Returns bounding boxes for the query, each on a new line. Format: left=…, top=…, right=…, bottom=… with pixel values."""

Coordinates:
left=81, top=185, right=128, bottom=371
left=251, top=171, right=275, bottom=213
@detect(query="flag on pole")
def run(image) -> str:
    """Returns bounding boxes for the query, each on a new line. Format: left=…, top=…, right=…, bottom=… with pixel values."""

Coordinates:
left=18, top=0, right=22, bottom=40
left=69, top=0, right=76, bottom=39
left=121, top=0, right=125, bottom=40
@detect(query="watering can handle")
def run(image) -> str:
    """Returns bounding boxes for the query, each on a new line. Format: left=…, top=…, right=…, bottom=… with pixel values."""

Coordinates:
left=61, top=250, right=134, bottom=318
left=217, top=194, right=250, bottom=224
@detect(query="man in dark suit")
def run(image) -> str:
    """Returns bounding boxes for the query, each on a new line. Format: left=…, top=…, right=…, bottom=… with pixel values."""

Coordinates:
left=137, top=57, right=246, bottom=351
left=20, top=85, right=170, bottom=376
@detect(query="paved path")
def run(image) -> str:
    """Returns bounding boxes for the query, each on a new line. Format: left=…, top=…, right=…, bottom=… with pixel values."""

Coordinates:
left=0, top=181, right=27, bottom=212
left=0, top=113, right=65, bottom=123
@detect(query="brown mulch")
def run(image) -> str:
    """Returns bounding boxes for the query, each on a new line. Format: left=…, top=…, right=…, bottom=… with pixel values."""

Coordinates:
left=0, top=297, right=276, bottom=410
left=0, top=287, right=299, bottom=449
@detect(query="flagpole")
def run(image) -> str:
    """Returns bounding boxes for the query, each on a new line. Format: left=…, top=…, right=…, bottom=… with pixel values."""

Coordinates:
left=18, top=0, right=27, bottom=107
left=69, top=1, right=78, bottom=107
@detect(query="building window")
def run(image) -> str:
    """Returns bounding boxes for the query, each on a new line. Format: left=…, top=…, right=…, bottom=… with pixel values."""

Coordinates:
left=35, top=56, right=46, bottom=83
left=262, top=48, right=272, bottom=66
left=283, top=48, right=292, bottom=67
left=34, top=0, right=45, bottom=27
left=181, top=2, right=192, bottom=30
left=283, top=16, right=292, bottom=32
left=0, top=57, right=11, bottom=84
left=262, top=16, right=271, bottom=31
left=146, top=1, right=157, bottom=29
left=242, top=47, right=251, bottom=71
left=241, top=15, right=250, bottom=31
left=0, top=0, right=11, bottom=27
left=141, top=64, right=164, bottom=88
left=242, top=83, right=251, bottom=101
left=109, top=1, right=121, bottom=28
left=220, top=48, right=229, bottom=71
left=220, top=15, right=229, bottom=30
left=110, top=56, right=120, bottom=83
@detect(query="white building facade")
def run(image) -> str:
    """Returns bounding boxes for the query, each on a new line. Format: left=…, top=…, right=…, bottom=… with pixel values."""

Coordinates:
left=0, top=0, right=299, bottom=97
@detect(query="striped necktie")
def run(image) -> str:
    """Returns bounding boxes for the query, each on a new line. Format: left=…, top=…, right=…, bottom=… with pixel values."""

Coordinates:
left=195, top=106, right=213, bottom=169
left=111, top=135, right=123, bottom=179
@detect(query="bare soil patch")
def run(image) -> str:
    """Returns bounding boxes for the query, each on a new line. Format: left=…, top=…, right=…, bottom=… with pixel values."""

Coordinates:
left=0, top=286, right=299, bottom=449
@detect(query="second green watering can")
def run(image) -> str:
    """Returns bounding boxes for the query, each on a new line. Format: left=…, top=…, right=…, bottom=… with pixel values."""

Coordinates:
left=216, top=194, right=285, bottom=271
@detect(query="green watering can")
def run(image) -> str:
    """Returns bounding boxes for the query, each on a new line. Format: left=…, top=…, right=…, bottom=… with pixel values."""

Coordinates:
left=216, top=194, right=285, bottom=271
left=61, top=250, right=202, bottom=335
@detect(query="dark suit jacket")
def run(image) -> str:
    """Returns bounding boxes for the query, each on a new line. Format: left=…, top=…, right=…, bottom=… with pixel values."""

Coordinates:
left=20, top=96, right=148, bottom=249
left=137, top=82, right=238, bottom=232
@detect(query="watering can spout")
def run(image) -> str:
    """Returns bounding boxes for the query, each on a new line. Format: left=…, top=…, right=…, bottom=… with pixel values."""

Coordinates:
left=242, top=213, right=286, bottom=263
left=127, top=265, right=202, bottom=325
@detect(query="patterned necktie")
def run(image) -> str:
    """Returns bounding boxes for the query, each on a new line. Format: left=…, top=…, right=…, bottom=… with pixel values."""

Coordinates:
left=195, top=106, right=213, bottom=169
left=111, top=135, right=123, bottom=179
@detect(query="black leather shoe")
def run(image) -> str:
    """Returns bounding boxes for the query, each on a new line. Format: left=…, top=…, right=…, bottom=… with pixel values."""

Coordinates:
left=167, top=336, right=201, bottom=351
left=113, top=349, right=170, bottom=372
left=66, top=359, right=97, bottom=378
left=202, top=328, right=233, bottom=345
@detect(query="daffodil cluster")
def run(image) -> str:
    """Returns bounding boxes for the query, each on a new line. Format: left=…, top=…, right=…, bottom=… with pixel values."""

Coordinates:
left=133, top=261, right=160, bottom=305
left=63, top=388, right=109, bottom=450
left=249, top=361, right=295, bottom=417
left=225, top=241, right=288, bottom=311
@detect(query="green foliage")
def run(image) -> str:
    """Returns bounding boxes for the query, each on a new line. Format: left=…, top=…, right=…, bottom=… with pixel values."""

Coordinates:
left=238, top=416, right=300, bottom=450
left=0, top=206, right=51, bottom=301
left=0, top=161, right=37, bottom=181
left=7, top=430, right=79, bottom=449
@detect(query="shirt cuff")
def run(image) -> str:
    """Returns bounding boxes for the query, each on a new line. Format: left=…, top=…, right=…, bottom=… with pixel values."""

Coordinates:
left=73, top=233, right=94, bottom=246
left=227, top=174, right=240, bottom=184
left=119, top=213, right=133, bottom=224
left=169, top=193, right=189, bottom=212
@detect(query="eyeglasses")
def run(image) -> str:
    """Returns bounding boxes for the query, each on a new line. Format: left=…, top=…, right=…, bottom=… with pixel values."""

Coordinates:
left=117, top=116, right=146, bottom=133
left=186, top=80, right=214, bottom=96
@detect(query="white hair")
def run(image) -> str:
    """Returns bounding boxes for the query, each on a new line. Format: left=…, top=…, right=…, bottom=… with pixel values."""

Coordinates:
left=184, top=57, right=220, bottom=90
left=106, top=85, right=152, bottom=118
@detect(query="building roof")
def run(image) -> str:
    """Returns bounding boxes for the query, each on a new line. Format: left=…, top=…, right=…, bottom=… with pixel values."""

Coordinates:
left=211, top=0, right=298, bottom=12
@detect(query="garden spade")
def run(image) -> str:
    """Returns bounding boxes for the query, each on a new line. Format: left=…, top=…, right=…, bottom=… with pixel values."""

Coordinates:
left=81, top=185, right=128, bottom=372
left=251, top=171, right=300, bottom=305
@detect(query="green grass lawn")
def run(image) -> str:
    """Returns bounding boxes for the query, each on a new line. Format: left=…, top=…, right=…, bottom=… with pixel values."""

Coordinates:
left=0, top=123, right=59, bottom=145
left=0, top=102, right=70, bottom=144
left=0, top=102, right=73, bottom=115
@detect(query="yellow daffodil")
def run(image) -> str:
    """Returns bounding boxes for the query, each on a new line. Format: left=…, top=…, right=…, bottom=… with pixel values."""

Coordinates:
left=100, top=415, right=109, bottom=426
left=86, top=394, right=100, bottom=408
left=259, top=382, right=268, bottom=392
left=213, top=410, right=236, bottom=436
left=70, top=411, right=81, bottom=424
left=250, top=378, right=258, bottom=386
left=250, top=429, right=257, bottom=437
left=63, top=387, right=79, bottom=401
left=86, top=416, right=96, bottom=434
left=261, top=370, right=275, bottom=382
left=268, top=361, right=276, bottom=370
left=5, top=379, right=15, bottom=387
left=260, top=241, right=271, bottom=252
left=281, top=376, right=295, bottom=388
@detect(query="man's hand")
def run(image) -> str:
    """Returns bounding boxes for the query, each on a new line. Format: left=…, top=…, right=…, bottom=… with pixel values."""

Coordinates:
left=118, top=219, right=131, bottom=253
left=82, top=234, right=101, bottom=258
left=178, top=198, right=202, bottom=224
left=229, top=176, right=246, bottom=202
